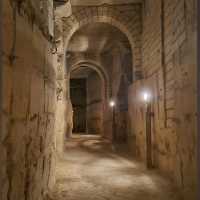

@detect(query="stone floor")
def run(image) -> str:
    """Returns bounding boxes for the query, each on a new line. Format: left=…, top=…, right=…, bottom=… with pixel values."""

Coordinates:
left=49, top=135, right=182, bottom=200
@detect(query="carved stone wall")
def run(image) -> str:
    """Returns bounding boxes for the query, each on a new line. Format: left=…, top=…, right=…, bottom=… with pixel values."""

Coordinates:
left=0, top=1, right=56, bottom=200
left=87, top=72, right=103, bottom=134
left=128, top=0, right=197, bottom=199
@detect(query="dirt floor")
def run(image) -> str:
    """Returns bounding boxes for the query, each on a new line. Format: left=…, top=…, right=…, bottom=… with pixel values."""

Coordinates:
left=49, top=135, right=182, bottom=200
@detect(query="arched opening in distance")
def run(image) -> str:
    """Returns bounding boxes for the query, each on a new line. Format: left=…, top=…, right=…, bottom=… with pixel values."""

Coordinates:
left=66, top=22, right=133, bottom=142
left=70, top=66, right=104, bottom=135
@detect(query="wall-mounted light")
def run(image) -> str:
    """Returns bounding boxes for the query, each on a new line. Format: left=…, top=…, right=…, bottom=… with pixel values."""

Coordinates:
left=142, top=91, right=152, bottom=104
left=109, top=100, right=116, bottom=107
left=142, top=89, right=154, bottom=169
left=109, top=99, right=116, bottom=143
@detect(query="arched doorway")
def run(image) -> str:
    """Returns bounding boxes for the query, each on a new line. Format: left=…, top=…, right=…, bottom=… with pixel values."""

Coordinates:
left=66, top=22, right=133, bottom=142
left=70, top=66, right=105, bottom=135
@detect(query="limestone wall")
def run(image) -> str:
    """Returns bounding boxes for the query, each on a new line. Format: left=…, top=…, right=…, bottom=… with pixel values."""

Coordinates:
left=128, top=0, right=197, bottom=198
left=0, top=1, right=56, bottom=200
left=87, top=72, right=103, bottom=135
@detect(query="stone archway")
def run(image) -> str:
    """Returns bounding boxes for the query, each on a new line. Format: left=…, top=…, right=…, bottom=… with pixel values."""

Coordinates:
left=55, top=4, right=143, bottom=152
left=70, top=60, right=110, bottom=100
left=62, top=4, right=143, bottom=80
left=69, top=61, right=110, bottom=136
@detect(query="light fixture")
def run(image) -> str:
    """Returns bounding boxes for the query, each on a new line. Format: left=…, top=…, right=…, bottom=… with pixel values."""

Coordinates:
left=109, top=100, right=116, bottom=107
left=142, top=91, right=151, bottom=103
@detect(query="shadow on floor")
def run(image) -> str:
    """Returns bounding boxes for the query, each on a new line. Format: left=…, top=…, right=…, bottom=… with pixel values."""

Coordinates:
left=49, top=134, right=183, bottom=200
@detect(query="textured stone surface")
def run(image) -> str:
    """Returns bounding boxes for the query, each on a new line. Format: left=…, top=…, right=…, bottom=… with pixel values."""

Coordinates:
left=49, top=135, right=182, bottom=200
left=128, top=0, right=197, bottom=199
left=0, top=1, right=56, bottom=200
left=87, top=72, right=103, bottom=134
left=71, top=0, right=142, bottom=6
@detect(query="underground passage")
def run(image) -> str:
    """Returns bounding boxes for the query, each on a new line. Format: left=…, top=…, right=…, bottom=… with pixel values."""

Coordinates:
left=0, top=1, right=198, bottom=200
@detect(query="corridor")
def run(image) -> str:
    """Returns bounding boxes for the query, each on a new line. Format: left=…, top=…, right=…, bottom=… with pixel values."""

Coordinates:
left=0, top=1, right=197, bottom=200
left=50, top=135, right=181, bottom=200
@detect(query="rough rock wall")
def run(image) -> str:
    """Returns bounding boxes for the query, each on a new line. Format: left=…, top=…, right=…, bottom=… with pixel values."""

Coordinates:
left=0, top=1, right=56, bottom=200
left=54, top=17, right=69, bottom=154
left=87, top=72, right=103, bottom=134
left=100, top=47, right=130, bottom=139
left=128, top=0, right=197, bottom=198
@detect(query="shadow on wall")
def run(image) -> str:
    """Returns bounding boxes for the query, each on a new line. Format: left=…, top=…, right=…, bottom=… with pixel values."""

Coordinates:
left=65, top=100, right=73, bottom=138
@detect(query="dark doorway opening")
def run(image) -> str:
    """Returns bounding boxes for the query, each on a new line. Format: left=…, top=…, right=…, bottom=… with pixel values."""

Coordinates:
left=70, top=79, right=87, bottom=134
left=70, top=67, right=104, bottom=135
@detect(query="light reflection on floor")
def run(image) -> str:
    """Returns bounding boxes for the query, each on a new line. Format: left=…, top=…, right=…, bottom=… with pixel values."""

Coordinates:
left=50, top=135, right=182, bottom=200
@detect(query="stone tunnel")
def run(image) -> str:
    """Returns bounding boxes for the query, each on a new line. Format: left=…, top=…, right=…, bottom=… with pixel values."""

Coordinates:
left=0, top=0, right=198, bottom=200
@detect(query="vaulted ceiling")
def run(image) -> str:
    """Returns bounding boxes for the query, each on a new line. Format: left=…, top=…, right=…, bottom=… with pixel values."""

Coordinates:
left=67, top=22, right=131, bottom=54
left=70, top=67, right=94, bottom=79
left=54, top=0, right=143, bottom=25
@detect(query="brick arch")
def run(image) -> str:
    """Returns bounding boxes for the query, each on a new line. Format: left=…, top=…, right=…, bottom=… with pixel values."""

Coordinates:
left=70, top=60, right=110, bottom=100
left=63, top=4, right=142, bottom=80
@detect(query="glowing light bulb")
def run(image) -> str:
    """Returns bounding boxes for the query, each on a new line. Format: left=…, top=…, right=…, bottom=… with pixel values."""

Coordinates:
left=109, top=100, right=115, bottom=107
left=143, top=91, right=151, bottom=103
